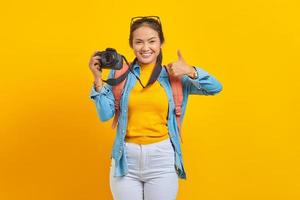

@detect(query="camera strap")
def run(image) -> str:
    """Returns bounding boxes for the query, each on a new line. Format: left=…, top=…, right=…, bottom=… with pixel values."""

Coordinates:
left=102, top=56, right=132, bottom=86
left=103, top=68, right=130, bottom=86
left=129, top=58, right=162, bottom=89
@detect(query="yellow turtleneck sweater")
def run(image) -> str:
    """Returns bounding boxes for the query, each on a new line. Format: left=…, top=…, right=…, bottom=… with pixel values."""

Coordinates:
left=125, top=62, right=169, bottom=144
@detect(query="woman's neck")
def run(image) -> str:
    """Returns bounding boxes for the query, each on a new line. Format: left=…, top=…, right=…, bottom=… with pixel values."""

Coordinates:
left=139, top=62, right=155, bottom=69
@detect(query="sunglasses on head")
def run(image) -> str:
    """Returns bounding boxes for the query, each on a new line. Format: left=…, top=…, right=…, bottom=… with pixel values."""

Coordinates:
left=130, top=16, right=161, bottom=26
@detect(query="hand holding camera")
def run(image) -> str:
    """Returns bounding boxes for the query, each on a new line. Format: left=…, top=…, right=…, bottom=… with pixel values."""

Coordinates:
left=89, top=51, right=104, bottom=91
left=89, top=48, right=131, bottom=88
left=89, top=48, right=124, bottom=77
left=89, top=51, right=102, bottom=80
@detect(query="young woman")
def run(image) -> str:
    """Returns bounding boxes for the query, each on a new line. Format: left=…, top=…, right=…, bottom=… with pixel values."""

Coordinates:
left=89, top=16, right=222, bottom=200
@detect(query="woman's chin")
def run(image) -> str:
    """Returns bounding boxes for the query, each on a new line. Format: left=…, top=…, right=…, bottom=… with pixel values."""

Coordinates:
left=137, top=57, right=156, bottom=65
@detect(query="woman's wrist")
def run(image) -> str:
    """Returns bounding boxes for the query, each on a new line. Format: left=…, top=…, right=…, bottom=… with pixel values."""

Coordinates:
left=93, top=77, right=103, bottom=90
left=187, top=66, right=198, bottom=79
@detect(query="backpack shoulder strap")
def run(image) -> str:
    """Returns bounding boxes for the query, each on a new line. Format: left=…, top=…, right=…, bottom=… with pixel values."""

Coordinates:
left=164, top=66, right=184, bottom=143
left=111, top=62, right=130, bottom=128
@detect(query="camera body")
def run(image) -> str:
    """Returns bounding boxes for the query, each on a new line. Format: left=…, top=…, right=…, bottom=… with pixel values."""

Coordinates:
left=94, top=48, right=123, bottom=70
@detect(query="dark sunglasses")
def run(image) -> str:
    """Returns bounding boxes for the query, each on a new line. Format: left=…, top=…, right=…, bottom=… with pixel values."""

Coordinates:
left=130, top=16, right=161, bottom=26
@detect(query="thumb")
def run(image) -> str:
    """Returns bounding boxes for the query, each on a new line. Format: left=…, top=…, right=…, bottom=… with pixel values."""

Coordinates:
left=167, top=63, right=173, bottom=68
left=177, top=49, right=185, bottom=61
left=165, top=63, right=172, bottom=72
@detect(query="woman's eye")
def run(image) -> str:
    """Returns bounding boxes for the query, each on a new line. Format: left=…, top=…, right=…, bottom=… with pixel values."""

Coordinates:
left=150, top=41, right=155, bottom=43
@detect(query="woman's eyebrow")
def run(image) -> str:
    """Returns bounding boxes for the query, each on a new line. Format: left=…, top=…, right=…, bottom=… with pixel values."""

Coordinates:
left=147, top=37, right=157, bottom=40
left=135, top=37, right=158, bottom=41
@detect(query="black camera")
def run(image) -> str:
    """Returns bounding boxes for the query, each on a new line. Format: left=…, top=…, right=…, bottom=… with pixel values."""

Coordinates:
left=94, top=48, right=123, bottom=70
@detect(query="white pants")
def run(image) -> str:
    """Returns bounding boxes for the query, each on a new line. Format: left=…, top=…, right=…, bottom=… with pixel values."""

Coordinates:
left=110, top=138, right=179, bottom=200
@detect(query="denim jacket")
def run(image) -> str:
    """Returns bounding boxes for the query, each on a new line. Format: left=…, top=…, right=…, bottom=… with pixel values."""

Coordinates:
left=90, top=62, right=222, bottom=179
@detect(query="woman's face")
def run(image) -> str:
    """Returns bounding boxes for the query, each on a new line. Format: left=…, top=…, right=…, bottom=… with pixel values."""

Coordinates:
left=132, top=26, right=162, bottom=65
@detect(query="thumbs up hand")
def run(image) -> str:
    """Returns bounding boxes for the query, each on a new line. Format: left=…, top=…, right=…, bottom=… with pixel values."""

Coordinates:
left=166, top=50, right=196, bottom=78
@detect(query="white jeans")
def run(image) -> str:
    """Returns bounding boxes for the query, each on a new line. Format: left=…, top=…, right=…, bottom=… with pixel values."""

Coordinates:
left=109, top=138, right=179, bottom=200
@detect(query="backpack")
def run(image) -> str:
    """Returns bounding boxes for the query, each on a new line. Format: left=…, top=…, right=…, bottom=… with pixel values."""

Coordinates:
left=111, top=62, right=184, bottom=143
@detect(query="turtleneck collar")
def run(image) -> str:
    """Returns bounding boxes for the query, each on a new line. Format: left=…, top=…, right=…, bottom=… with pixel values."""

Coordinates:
left=139, top=62, right=155, bottom=70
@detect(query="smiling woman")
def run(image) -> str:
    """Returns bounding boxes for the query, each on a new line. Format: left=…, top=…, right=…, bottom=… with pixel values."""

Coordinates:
left=132, top=29, right=162, bottom=65
left=88, top=16, right=223, bottom=200
left=129, top=17, right=164, bottom=65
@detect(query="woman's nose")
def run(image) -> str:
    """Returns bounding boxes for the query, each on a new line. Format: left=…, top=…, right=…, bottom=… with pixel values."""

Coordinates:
left=141, top=44, right=150, bottom=51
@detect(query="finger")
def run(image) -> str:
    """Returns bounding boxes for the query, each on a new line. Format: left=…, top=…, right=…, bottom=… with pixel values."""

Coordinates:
left=92, top=50, right=101, bottom=57
left=91, top=58, right=101, bottom=66
left=93, top=56, right=101, bottom=60
left=167, top=63, right=174, bottom=76
left=166, top=63, right=173, bottom=72
left=177, top=49, right=184, bottom=61
left=90, top=59, right=100, bottom=67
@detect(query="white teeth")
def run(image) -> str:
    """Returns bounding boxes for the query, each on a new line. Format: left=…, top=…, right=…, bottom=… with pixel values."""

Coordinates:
left=141, top=52, right=152, bottom=58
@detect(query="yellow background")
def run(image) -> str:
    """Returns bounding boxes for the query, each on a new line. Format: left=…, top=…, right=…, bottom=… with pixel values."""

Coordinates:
left=1, top=0, right=299, bottom=199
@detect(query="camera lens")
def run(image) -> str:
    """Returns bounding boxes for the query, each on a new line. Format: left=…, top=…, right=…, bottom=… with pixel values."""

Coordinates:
left=105, top=54, right=111, bottom=62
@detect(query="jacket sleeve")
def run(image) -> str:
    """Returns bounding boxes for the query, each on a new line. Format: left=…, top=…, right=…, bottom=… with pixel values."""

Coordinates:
left=182, top=66, right=223, bottom=95
left=90, top=70, right=115, bottom=121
